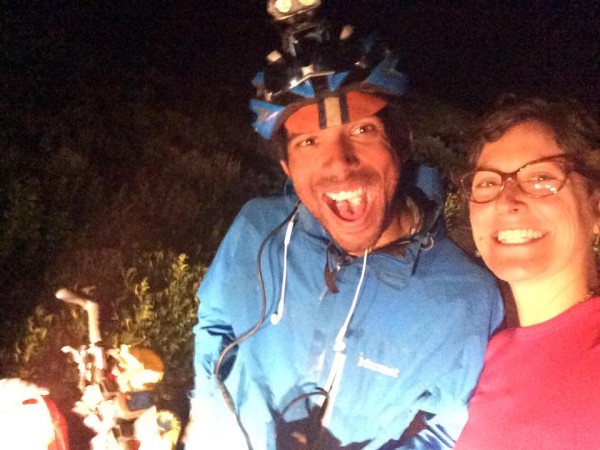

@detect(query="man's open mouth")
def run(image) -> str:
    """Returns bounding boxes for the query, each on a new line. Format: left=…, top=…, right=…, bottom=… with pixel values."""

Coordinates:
left=324, top=187, right=367, bottom=221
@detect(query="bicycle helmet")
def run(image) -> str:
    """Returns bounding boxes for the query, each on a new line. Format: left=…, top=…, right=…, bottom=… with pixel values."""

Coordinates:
left=250, top=19, right=409, bottom=140
left=108, top=345, right=164, bottom=393
left=107, top=346, right=165, bottom=420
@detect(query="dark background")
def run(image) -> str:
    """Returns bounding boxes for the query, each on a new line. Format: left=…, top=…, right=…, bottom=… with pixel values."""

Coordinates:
left=2, top=0, right=599, bottom=118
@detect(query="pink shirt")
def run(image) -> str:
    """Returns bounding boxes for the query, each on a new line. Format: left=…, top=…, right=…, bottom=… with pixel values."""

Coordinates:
left=455, top=296, right=600, bottom=450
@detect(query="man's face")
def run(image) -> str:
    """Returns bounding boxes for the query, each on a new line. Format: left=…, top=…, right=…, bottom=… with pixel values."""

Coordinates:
left=280, top=110, right=402, bottom=254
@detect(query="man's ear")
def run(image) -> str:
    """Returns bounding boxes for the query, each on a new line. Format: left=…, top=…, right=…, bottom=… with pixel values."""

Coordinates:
left=399, top=127, right=414, bottom=163
left=280, top=160, right=291, bottom=178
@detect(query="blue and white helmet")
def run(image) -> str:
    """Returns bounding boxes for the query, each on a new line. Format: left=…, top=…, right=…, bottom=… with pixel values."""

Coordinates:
left=250, top=29, right=409, bottom=140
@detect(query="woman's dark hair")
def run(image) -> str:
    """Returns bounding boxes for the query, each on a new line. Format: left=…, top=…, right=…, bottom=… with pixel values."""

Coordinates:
left=467, top=95, right=600, bottom=187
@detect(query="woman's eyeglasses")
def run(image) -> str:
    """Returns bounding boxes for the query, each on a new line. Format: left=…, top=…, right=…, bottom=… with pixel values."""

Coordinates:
left=459, top=154, right=576, bottom=204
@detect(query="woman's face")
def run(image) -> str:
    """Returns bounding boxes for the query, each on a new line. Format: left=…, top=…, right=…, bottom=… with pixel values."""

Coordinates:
left=469, top=121, right=600, bottom=288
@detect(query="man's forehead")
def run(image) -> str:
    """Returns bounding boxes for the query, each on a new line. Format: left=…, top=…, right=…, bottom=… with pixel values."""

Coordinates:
left=284, top=91, right=387, bottom=135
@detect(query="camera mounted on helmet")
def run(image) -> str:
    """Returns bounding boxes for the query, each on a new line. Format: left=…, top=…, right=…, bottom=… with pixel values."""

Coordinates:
left=267, top=0, right=322, bottom=24
left=252, top=0, right=409, bottom=141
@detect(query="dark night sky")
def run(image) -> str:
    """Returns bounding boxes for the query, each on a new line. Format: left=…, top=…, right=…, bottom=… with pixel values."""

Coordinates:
left=2, top=0, right=599, bottom=114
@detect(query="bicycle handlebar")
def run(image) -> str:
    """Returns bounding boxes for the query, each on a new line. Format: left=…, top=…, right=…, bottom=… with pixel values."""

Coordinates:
left=55, top=288, right=102, bottom=345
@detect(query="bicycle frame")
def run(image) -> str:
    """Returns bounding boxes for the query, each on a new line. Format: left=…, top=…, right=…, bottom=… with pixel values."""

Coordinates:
left=56, top=288, right=180, bottom=450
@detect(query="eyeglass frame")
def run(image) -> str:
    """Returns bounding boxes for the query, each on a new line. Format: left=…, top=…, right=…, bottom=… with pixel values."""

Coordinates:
left=459, top=153, right=577, bottom=204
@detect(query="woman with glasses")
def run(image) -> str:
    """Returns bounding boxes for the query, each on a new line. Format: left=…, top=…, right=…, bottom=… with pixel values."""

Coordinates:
left=454, top=96, right=600, bottom=449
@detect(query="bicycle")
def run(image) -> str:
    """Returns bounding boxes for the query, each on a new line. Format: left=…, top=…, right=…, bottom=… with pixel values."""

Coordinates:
left=55, top=287, right=181, bottom=450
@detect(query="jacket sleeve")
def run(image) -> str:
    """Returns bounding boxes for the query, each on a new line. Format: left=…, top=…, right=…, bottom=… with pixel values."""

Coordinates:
left=190, top=200, right=266, bottom=387
left=400, top=287, right=504, bottom=449
left=399, top=408, right=468, bottom=449
left=183, top=210, right=256, bottom=449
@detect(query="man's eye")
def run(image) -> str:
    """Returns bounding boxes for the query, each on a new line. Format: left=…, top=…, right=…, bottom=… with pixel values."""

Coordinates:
left=351, top=124, right=376, bottom=135
left=296, top=137, right=316, bottom=147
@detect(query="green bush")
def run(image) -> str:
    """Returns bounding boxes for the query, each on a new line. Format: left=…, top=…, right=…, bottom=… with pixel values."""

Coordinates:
left=110, top=251, right=204, bottom=416
left=9, top=251, right=203, bottom=422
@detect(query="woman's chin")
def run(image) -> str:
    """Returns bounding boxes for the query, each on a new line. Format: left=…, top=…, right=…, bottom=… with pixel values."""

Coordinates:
left=482, top=257, right=546, bottom=285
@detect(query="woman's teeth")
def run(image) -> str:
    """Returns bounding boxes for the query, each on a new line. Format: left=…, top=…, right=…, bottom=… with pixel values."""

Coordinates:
left=497, top=229, right=543, bottom=244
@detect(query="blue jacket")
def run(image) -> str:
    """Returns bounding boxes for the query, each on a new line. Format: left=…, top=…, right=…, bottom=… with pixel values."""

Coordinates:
left=189, top=166, right=503, bottom=449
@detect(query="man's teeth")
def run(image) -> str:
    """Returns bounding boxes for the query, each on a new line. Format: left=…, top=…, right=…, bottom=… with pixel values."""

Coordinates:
left=497, top=229, right=543, bottom=244
left=326, top=188, right=364, bottom=205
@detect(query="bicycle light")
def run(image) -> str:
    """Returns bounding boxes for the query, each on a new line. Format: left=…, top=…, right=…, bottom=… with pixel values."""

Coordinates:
left=268, top=0, right=321, bottom=22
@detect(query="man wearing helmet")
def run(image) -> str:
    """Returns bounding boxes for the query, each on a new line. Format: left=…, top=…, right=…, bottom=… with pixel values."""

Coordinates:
left=279, top=91, right=406, bottom=255
left=184, top=9, right=503, bottom=450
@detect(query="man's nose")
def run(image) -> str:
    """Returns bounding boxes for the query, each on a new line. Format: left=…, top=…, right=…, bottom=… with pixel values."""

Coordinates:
left=324, top=134, right=359, bottom=169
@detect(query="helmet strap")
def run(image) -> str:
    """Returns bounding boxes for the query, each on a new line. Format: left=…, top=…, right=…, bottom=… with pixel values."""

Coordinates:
left=318, top=95, right=349, bottom=129
left=284, top=91, right=387, bottom=135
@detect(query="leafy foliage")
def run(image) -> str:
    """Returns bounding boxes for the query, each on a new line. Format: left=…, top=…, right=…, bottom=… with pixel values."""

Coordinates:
left=110, top=252, right=204, bottom=415
left=8, top=251, right=204, bottom=430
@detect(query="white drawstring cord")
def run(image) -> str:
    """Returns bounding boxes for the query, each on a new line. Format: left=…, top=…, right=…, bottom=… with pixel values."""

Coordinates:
left=321, top=249, right=369, bottom=427
left=333, top=249, right=369, bottom=348
left=270, top=211, right=298, bottom=325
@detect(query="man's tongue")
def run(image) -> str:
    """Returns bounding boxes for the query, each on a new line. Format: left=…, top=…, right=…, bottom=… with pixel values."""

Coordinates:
left=333, top=199, right=366, bottom=221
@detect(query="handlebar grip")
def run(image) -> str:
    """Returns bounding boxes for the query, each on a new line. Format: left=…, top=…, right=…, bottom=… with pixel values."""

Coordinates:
left=55, top=288, right=102, bottom=345
left=55, top=288, right=91, bottom=306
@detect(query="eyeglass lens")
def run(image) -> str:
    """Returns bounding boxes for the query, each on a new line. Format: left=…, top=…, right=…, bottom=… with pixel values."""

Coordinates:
left=465, top=158, right=570, bottom=203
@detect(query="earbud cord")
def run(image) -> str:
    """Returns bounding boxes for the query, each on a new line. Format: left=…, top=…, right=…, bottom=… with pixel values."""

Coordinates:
left=321, top=248, right=369, bottom=427
left=271, top=208, right=299, bottom=324
left=213, top=201, right=300, bottom=450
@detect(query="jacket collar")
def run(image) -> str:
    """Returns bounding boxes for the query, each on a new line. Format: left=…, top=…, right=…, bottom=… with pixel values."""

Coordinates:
left=322, top=196, right=441, bottom=292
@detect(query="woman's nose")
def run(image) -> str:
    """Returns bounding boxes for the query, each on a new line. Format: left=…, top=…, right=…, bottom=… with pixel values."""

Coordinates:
left=494, top=178, right=525, bottom=213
